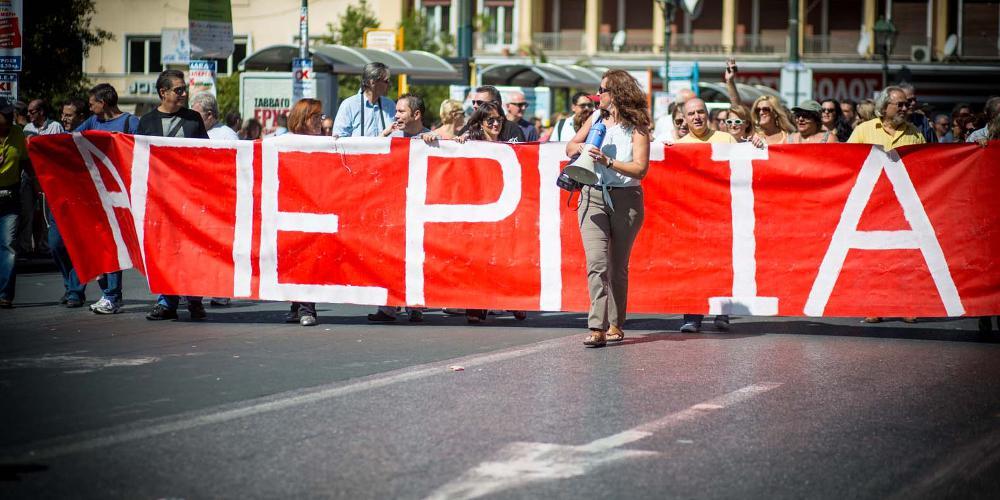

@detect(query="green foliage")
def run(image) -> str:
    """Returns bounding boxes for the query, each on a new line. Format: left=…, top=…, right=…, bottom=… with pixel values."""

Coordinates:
left=319, top=0, right=381, bottom=98
left=397, top=10, right=455, bottom=127
left=216, top=72, right=241, bottom=117
left=20, top=0, right=114, bottom=104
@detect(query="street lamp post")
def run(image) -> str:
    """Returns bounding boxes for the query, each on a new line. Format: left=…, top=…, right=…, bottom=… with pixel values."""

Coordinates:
left=873, top=16, right=897, bottom=88
left=656, top=0, right=678, bottom=91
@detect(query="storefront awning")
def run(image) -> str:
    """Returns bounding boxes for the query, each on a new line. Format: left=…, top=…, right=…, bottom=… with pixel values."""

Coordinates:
left=238, top=44, right=461, bottom=80
left=479, top=63, right=606, bottom=89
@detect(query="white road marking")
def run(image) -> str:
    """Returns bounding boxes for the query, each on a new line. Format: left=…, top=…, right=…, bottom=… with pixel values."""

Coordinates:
left=1, top=336, right=573, bottom=462
left=0, top=354, right=160, bottom=371
left=425, top=382, right=782, bottom=500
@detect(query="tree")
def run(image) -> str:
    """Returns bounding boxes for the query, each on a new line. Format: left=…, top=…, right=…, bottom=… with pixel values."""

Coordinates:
left=215, top=72, right=241, bottom=118
left=397, top=10, right=454, bottom=127
left=21, top=0, right=113, bottom=104
left=319, top=0, right=381, bottom=97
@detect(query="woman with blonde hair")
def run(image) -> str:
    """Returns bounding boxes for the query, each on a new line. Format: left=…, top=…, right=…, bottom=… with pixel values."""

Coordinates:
left=856, top=99, right=876, bottom=122
left=750, top=95, right=794, bottom=144
left=433, top=99, right=465, bottom=139
left=566, top=69, right=651, bottom=347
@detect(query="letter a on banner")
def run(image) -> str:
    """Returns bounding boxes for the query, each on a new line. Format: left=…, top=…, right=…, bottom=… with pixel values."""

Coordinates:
left=804, top=146, right=965, bottom=317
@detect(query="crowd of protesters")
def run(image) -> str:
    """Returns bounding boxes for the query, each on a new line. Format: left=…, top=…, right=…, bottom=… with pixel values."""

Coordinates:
left=2, top=60, right=997, bottom=340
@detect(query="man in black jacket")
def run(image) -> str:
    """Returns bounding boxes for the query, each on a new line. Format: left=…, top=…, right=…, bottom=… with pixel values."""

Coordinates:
left=138, top=69, right=211, bottom=321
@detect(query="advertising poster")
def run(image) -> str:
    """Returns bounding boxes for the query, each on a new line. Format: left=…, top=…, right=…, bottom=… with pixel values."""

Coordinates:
left=188, top=60, right=217, bottom=97
left=292, top=58, right=314, bottom=102
left=189, top=0, right=233, bottom=59
left=161, top=28, right=190, bottom=65
left=0, top=0, right=22, bottom=71
left=0, top=72, right=16, bottom=101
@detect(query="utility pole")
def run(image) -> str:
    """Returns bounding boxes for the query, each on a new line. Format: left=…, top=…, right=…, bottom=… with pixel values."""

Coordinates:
left=299, top=0, right=309, bottom=59
left=788, top=0, right=800, bottom=104
left=458, top=0, right=474, bottom=85
left=656, top=0, right=677, bottom=91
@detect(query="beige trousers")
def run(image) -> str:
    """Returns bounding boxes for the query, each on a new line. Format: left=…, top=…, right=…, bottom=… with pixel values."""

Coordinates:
left=577, top=185, right=645, bottom=331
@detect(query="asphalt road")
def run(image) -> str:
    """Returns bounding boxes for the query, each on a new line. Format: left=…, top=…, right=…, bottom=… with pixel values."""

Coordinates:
left=2, top=269, right=999, bottom=499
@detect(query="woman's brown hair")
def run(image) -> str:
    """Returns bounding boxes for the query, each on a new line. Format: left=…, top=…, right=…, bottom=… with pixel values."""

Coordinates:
left=601, top=69, right=651, bottom=136
left=287, top=98, right=323, bottom=135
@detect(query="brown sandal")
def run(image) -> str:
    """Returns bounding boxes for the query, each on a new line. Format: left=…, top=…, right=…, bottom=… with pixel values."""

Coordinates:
left=583, top=329, right=607, bottom=347
left=606, top=325, right=625, bottom=342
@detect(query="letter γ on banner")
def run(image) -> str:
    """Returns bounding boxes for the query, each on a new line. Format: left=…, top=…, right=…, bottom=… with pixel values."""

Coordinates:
left=804, top=146, right=965, bottom=317
left=260, top=135, right=390, bottom=304
left=407, top=141, right=522, bottom=305
left=72, top=133, right=134, bottom=271
left=708, top=143, right=779, bottom=316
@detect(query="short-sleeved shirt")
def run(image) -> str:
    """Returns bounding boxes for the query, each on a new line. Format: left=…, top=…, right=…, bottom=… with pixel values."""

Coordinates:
left=676, top=129, right=737, bottom=144
left=966, top=127, right=990, bottom=143
left=24, top=119, right=64, bottom=138
left=208, top=122, right=240, bottom=140
left=74, top=113, right=140, bottom=134
left=332, top=93, right=395, bottom=138
left=0, top=126, right=28, bottom=187
left=847, top=118, right=925, bottom=151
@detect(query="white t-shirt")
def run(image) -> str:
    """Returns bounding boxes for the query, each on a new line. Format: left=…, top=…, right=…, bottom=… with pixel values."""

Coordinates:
left=552, top=118, right=578, bottom=142
left=596, top=123, right=640, bottom=188
left=208, top=122, right=240, bottom=140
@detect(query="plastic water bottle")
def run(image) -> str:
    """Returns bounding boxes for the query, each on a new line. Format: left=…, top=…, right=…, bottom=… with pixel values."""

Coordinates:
left=585, top=121, right=607, bottom=149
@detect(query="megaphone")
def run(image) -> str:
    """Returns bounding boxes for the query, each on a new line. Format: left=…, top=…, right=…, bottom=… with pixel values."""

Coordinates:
left=563, top=119, right=606, bottom=186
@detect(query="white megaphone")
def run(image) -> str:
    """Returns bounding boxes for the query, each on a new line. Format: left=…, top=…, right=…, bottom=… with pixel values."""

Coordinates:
left=563, top=118, right=606, bottom=185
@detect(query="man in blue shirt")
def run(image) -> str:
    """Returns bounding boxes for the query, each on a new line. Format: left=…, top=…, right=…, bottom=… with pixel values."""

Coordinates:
left=332, top=62, right=395, bottom=138
left=53, top=83, right=139, bottom=313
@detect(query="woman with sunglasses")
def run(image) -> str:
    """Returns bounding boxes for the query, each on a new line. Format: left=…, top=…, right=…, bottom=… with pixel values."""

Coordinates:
left=459, top=101, right=528, bottom=324
left=750, top=95, right=794, bottom=145
left=786, top=100, right=839, bottom=144
left=672, top=106, right=689, bottom=141
left=566, top=70, right=651, bottom=347
left=283, top=98, right=326, bottom=327
left=724, top=105, right=755, bottom=142
left=819, top=99, right=853, bottom=142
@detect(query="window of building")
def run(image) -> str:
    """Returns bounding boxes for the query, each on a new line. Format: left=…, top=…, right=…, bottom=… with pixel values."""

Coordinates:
left=127, top=37, right=164, bottom=74
left=483, top=0, right=515, bottom=45
left=127, top=36, right=249, bottom=75
left=422, top=0, right=452, bottom=39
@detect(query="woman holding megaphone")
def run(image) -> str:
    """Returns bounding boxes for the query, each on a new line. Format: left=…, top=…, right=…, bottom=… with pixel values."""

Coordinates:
left=565, top=70, right=651, bottom=348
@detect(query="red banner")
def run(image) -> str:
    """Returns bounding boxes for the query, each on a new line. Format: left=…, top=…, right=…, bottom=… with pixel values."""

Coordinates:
left=27, top=132, right=1000, bottom=317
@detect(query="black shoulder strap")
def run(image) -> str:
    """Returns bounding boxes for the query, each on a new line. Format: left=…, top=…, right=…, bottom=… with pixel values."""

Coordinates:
left=165, top=116, right=185, bottom=138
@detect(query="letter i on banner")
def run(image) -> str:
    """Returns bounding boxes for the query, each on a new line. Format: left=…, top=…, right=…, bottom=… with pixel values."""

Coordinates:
left=804, top=147, right=964, bottom=317
left=708, top=143, right=779, bottom=316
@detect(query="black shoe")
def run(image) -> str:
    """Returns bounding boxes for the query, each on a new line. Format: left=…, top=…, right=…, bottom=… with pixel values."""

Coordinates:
left=980, top=316, right=993, bottom=334
left=146, top=304, right=178, bottom=320
left=680, top=321, right=701, bottom=333
left=713, top=316, right=730, bottom=331
left=66, top=298, right=85, bottom=308
left=408, top=309, right=424, bottom=322
left=285, top=311, right=300, bottom=323
left=59, top=293, right=69, bottom=305
left=0, top=298, right=12, bottom=309
left=188, top=302, right=207, bottom=320
left=368, top=310, right=397, bottom=322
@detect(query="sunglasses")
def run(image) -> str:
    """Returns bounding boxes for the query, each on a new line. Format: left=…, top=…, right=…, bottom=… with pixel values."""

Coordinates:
left=794, top=113, right=816, bottom=121
left=821, top=108, right=837, bottom=113
left=472, top=99, right=499, bottom=108
left=576, top=101, right=594, bottom=108
left=169, top=85, right=189, bottom=96
left=890, top=101, right=910, bottom=109
left=725, top=118, right=744, bottom=126
left=673, top=118, right=684, bottom=126
left=485, top=116, right=501, bottom=126
left=756, top=106, right=773, bottom=114
left=509, top=102, right=528, bottom=109
left=598, top=87, right=610, bottom=94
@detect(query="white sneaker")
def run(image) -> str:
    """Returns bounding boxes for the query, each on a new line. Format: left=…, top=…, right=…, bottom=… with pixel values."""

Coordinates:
left=92, top=297, right=122, bottom=314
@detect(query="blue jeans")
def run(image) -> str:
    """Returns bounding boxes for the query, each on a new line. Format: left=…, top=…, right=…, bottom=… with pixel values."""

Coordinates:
left=0, top=202, right=17, bottom=300
left=157, top=294, right=203, bottom=311
left=47, top=212, right=86, bottom=301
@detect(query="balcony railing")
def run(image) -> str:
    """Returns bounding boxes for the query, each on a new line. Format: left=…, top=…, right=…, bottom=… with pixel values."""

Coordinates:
left=532, top=31, right=585, bottom=53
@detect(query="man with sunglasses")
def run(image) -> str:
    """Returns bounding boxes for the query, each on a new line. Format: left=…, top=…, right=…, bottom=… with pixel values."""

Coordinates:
left=847, top=85, right=924, bottom=325
left=137, top=69, right=211, bottom=321
left=551, top=92, right=595, bottom=142
left=899, top=83, right=936, bottom=143
left=505, top=91, right=538, bottom=141
left=331, top=62, right=395, bottom=139
left=460, top=85, right=525, bottom=143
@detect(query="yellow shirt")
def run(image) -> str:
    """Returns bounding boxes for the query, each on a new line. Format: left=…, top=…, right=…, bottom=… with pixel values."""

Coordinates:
left=0, top=126, right=27, bottom=188
left=676, top=129, right=738, bottom=144
left=847, top=118, right=925, bottom=151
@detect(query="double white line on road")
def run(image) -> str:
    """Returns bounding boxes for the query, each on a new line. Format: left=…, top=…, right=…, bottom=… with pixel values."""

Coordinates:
left=2, top=335, right=575, bottom=462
